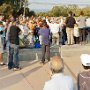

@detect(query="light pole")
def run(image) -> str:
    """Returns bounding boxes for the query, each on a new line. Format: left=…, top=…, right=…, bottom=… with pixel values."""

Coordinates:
left=23, top=0, right=26, bottom=17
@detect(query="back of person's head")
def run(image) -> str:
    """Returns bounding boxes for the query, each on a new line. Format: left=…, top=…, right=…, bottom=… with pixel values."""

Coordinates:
left=80, top=11, right=84, bottom=16
left=41, top=20, right=49, bottom=28
left=29, top=20, right=34, bottom=24
left=12, top=21, right=17, bottom=26
left=50, top=56, right=64, bottom=74
left=68, top=11, right=73, bottom=16
left=80, top=54, right=90, bottom=69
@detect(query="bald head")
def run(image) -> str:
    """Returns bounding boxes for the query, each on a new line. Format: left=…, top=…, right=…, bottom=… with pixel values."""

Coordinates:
left=50, top=56, right=64, bottom=73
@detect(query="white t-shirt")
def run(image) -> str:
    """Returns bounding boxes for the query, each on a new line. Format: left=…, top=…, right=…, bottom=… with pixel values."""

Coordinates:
left=46, top=19, right=60, bottom=33
left=86, top=18, right=90, bottom=27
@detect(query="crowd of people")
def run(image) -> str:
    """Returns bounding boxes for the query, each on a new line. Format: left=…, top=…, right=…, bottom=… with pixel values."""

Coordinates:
left=0, top=11, right=90, bottom=90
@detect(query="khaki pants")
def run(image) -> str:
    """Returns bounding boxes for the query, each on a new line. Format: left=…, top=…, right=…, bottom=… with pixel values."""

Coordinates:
left=52, top=33, right=59, bottom=45
left=66, top=28, right=74, bottom=44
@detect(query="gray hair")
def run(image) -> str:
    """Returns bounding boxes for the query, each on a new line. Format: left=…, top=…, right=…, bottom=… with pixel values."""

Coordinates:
left=50, top=56, right=64, bottom=73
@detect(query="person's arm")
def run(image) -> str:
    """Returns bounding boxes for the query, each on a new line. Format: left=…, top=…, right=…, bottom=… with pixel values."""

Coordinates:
left=77, top=17, right=80, bottom=22
left=74, top=18, right=76, bottom=24
left=46, top=19, right=51, bottom=26
left=65, top=17, right=68, bottom=26
left=6, top=26, right=10, bottom=41
left=38, top=28, right=41, bottom=35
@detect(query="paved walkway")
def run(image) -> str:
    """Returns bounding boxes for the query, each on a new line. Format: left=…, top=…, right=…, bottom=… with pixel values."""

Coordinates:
left=0, top=44, right=90, bottom=90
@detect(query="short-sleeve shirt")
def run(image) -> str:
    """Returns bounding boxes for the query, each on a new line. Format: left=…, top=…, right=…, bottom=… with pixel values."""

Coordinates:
left=39, top=27, right=50, bottom=45
left=9, top=25, right=21, bottom=45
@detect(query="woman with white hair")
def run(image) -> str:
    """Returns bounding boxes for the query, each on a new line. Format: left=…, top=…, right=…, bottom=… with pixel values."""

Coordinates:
left=43, top=56, right=74, bottom=90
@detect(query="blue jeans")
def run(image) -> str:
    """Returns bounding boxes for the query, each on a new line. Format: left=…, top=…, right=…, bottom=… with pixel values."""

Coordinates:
left=1, top=37, right=6, bottom=53
left=8, top=44, right=19, bottom=68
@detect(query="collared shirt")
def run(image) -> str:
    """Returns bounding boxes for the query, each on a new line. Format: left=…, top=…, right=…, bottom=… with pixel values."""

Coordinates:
left=43, top=73, right=74, bottom=90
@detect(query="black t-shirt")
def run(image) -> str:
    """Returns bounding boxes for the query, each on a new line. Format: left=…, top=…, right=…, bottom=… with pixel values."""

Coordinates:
left=66, top=16, right=76, bottom=28
left=9, top=25, right=21, bottom=45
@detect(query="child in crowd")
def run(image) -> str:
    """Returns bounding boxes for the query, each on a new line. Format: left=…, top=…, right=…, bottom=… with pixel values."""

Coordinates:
left=74, top=23, right=80, bottom=44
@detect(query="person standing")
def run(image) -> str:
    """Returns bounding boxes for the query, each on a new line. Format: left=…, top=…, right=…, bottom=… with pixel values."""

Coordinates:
left=77, top=11, right=87, bottom=45
left=8, top=21, right=21, bottom=70
left=46, top=18, right=60, bottom=45
left=65, top=11, right=76, bottom=45
left=39, top=21, right=50, bottom=64
left=77, top=54, right=90, bottom=90
left=43, top=56, right=74, bottom=90
left=0, top=21, right=6, bottom=65
left=28, top=20, right=35, bottom=47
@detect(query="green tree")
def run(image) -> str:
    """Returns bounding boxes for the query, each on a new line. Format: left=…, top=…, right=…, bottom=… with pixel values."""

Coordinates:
left=0, top=3, right=13, bottom=16
left=82, top=6, right=90, bottom=16
left=50, top=6, right=61, bottom=17
left=0, top=0, right=30, bottom=17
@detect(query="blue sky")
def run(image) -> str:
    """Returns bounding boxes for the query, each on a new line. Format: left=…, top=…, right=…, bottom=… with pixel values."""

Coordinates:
left=28, top=0, right=90, bottom=11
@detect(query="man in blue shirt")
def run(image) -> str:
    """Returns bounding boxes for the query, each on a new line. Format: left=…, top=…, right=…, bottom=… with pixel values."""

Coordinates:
left=39, top=21, right=50, bottom=64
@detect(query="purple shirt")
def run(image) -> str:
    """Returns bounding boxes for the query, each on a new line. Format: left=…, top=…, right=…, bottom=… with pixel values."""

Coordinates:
left=39, top=27, right=50, bottom=45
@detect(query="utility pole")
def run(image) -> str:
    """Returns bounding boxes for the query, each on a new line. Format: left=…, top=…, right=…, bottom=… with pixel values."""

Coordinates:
left=23, top=0, right=26, bottom=17
left=20, top=0, right=22, bottom=8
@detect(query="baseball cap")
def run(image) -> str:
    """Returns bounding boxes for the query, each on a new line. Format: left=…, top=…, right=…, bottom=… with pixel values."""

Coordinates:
left=80, top=54, right=90, bottom=66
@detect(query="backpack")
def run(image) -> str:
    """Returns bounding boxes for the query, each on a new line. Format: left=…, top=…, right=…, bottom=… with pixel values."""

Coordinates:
left=35, top=41, right=40, bottom=48
left=35, top=36, right=40, bottom=48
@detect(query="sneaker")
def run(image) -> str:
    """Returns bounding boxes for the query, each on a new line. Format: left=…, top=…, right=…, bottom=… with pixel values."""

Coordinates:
left=40, top=61, right=45, bottom=65
left=8, top=66, right=13, bottom=70
left=0, top=63, right=6, bottom=66
left=13, top=67, right=21, bottom=71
